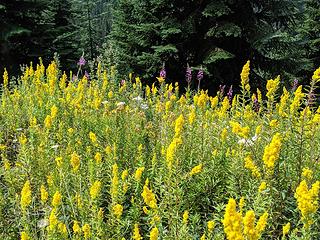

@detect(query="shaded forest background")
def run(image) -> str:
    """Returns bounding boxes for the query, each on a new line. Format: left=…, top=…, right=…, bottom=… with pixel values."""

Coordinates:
left=1, top=0, right=320, bottom=93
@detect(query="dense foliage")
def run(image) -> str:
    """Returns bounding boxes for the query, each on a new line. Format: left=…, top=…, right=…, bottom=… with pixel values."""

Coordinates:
left=1, top=0, right=320, bottom=92
left=0, top=59, right=320, bottom=239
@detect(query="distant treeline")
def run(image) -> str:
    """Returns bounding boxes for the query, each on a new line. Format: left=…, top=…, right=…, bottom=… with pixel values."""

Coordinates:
left=1, top=0, right=320, bottom=93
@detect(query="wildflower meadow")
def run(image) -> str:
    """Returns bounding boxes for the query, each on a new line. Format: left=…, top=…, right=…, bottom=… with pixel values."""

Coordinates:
left=0, top=59, right=320, bottom=240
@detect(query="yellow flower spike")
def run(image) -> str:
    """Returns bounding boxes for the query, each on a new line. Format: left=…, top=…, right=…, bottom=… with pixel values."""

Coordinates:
left=21, top=180, right=32, bottom=211
left=266, top=75, right=280, bottom=100
left=94, top=152, right=102, bottom=164
left=189, top=164, right=203, bottom=176
left=282, top=222, right=290, bottom=236
left=269, top=119, right=278, bottom=128
left=58, top=222, right=67, bottom=236
left=188, top=108, right=196, bottom=125
left=258, top=181, right=267, bottom=193
left=222, top=198, right=244, bottom=240
left=50, top=105, right=58, bottom=119
left=207, top=220, right=215, bottom=232
left=262, top=133, right=282, bottom=172
left=3, top=159, right=10, bottom=170
left=290, top=86, right=304, bottom=114
left=312, top=66, right=320, bottom=82
left=49, top=208, right=58, bottom=230
left=70, top=152, right=80, bottom=172
left=82, top=224, right=91, bottom=239
left=256, top=212, right=268, bottom=235
left=18, top=134, right=28, bottom=145
left=52, top=191, right=62, bottom=207
left=90, top=180, right=102, bottom=200
left=149, top=227, right=159, bottom=240
left=121, top=169, right=129, bottom=181
left=20, top=231, right=29, bottom=240
left=73, top=221, right=81, bottom=234
left=112, top=203, right=123, bottom=218
left=55, top=157, right=63, bottom=168
left=133, top=224, right=142, bottom=240
left=141, top=179, right=157, bottom=209
left=239, top=197, right=245, bottom=213
left=243, top=210, right=257, bottom=239
left=143, top=206, right=149, bottom=214
left=182, top=210, right=189, bottom=224
left=110, top=163, right=119, bottom=200
left=174, top=114, right=184, bottom=137
left=295, top=180, right=320, bottom=227
left=105, top=145, right=112, bottom=155
left=3, top=68, right=9, bottom=88
left=134, top=166, right=145, bottom=181
left=40, top=185, right=48, bottom=204
left=89, top=131, right=97, bottom=145
left=240, top=60, right=250, bottom=91
left=302, top=167, right=313, bottom=180
left=244, top=156, right=261, bottom=178
left=47, top=174, right=54, bottom=187
left=44, top=115, right=52, bottom=129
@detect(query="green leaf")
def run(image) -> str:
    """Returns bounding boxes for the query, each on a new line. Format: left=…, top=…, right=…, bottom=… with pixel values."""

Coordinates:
left=204, top=48, right=234, bottom=64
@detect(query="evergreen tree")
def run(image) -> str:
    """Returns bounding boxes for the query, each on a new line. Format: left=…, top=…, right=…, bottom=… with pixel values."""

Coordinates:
left=109, top=0, right=305, bottom=92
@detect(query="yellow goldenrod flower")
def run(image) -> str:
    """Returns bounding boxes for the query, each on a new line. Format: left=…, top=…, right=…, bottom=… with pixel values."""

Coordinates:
left=302, top=167, right=313, bottom=180
left=266, top=76, right=280, bottom=101
left=133, top=224, right=142, bottom=240
left=44, top=115, right=52, bottom=129
left=58, top=222, right=67, bottom=235
left=312, top=66, right=320, bottom=82
left=40, top=185, right=48, bottom=203
left=278, top=87, right=289, bottom=117
left=189, top=164, right=203, bottom=176
left=55, top=157, right=63, bottom=168
left=49, top=208, right=58, bottom=230
left=21, top=180, right=32, bottom=211
left=282, top=222, right=290, bottom=236
left=141, top=179, right=157, bottom=209
left=70, top=152, right=80, bottom=171
left=229, top=121, right=250, bottom=139
left=207, top=220, right=215, bottom=232
left=290, top=86, right=304, bottom=114
left=244, top=156, right=261, bottom=178
left=269, top=119, right=278, bottom=128
left=94, top=152, right=102, bottom=164
left=50, top=105, right=58, bottom=119
left=89, top=131, right=97, bottom=145
left=82, top=224, right=91, bottom=239
left=121, top=169, right=129, bottom=181
left=18, top=134, right=27, bottom=145
left=52, top=191, right=62, bottom=207
left=256, top=212, right=268, bottom=235
left=174, top=114, right=184, bottom=137
left=73, top=221, right=81, bottom=234
left=111, top=163, right=119, bottom=198
left=200, top=234, right=206, bottom=240
left=258, top=182, right=267, bottom=193
left=134, top=166, right=145, bottom=181
left=183, top=210, right=189, bottom=224
left=220, top=128, right=228, bottom=141
left=222, top=198, right=243, bottom=240
left=3, top=68, right=9, bottom=88
left=112, top=204, right=123, bottom=218
left=20, top=231, right=29, bottom=240
left=262, top=133, right=282, bottom=172
left=240, top=60, right=250, bottom=91
left=149, top=227, right=159, bottom=240
left=243, top=210, right=257, bottom=239
left=294, top=180, right=320, bottom=227
left=90, top=180, right=102, bottom=200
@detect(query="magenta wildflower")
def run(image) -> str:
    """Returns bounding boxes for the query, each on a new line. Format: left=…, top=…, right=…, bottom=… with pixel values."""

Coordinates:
left=78, top=56, right=86, bottom=66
